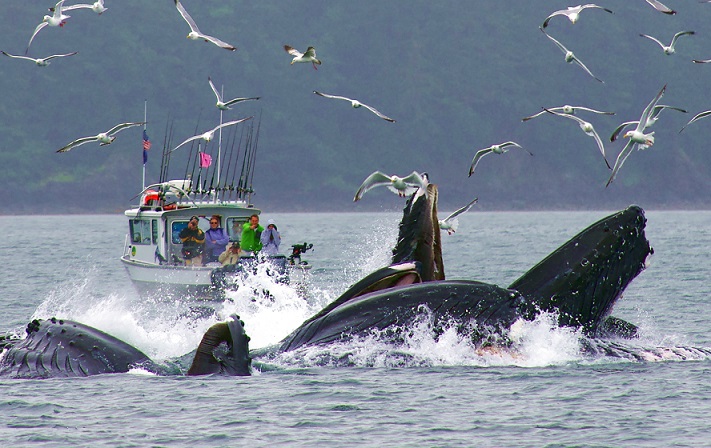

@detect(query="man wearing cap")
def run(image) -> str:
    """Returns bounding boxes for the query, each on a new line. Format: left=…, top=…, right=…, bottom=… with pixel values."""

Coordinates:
left=219, top=242, right=242, bottom=266
left=179, top=216, right=206, bottom=266
left=260, top=219, right=281, bottom=255
left=240, top=214, right=263, bottom=255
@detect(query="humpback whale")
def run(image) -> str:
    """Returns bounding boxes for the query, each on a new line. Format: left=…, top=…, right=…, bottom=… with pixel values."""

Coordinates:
left=0, top=183, right=658, bottom=378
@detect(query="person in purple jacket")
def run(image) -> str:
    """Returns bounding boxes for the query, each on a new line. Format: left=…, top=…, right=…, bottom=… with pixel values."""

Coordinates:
left=204, top=215, right=230, bottom=263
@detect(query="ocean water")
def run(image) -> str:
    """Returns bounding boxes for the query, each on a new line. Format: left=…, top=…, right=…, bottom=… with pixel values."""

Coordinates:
left=1, top=209, right=710, bottom=447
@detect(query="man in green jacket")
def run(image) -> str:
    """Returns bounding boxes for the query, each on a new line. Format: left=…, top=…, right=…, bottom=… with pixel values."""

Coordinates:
left=240, top=214, right=264, bottom=255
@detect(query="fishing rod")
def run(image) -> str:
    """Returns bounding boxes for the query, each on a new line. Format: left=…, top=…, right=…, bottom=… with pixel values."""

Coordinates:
left=220, top=123, right=240, bottom=196
left=246, top=111, right=262, bottom=198
left=184, top=115, right=203, bottom=194
left=228, top=122, right=247, bottom=199
left=159, top=116, right=173, bottom=184
left=236, top=121, right=253, bottom=199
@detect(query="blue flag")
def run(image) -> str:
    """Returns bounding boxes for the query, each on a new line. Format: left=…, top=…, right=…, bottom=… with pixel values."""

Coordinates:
left=142, top=129, right=151, bottom=165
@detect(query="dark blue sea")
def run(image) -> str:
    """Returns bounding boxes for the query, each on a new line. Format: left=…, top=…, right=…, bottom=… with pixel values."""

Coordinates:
left=1, top=210, right=710, bottom=447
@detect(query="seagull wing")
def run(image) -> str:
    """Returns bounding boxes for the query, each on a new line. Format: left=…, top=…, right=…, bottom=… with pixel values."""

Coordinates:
left=692, top=59, right=711, bottom=64
left=401, top=171, right=426, bottom=189
left=283, top=45, right=303, bottom=57
left=354, top=171, right=392, bottom=201
left=468, top=148, right=493, bottom=177
left=635, top=85, right=666, bottom=133
left=573, top=106, right=615, bottom=115
left=644, top=0, right=676, bottom=14
left=303, top=47, right=317, bottom=58
left=442, top=197, right=478, bottom=222
left=546, top=110, right=609, bottom=167
left=174, top=0, right=201, bottom=34
left=61, top=4, right=93, bottom=12
left=610, top=121, right=638, bottom=142
left=360, top=102, right=396, bottom=122
left=208, top=76, right=222, bottom=102
left=540, top=28, right=569, bottom=55
left=669, top=31, right=694, bottom=48
left=43, top=51, right=78, bottom=60
left=541, top=10, right=567, bottom=28
left=1, top=51, right=35, bottom=62
left=171, top=134, right=202, bottom=153
left=27, top=22, right=48, bottom=53
left=522, top=109, right=550, bottom=121
left=606, top=139, right=636, bottom=187
left=223, top=96, right=260, bottom=107
left=640, top=34, right=666, bottom=50
left=106, top=122, right=145, bottom=136
left=571, top=55, right=603, bottom=83
left=313, top=90, right=353, bottom=102
left=56, top=136, right=99, bottom=153
left=679, top=110, right=711, bottom=133
left=199, top=33, right=236, bottom=51
left=210, top=117, right=253, bottom=134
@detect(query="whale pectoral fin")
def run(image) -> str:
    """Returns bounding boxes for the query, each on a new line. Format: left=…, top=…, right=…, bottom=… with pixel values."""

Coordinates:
left=188, top=314, right=251, bottom=376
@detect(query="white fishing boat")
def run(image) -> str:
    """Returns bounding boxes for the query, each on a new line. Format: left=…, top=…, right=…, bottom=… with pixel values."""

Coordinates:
left=120, top=113, right=311, bottom=299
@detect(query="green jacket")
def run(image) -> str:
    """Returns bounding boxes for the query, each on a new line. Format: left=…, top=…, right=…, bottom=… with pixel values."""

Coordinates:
left=240, top=222, right=264, bottom=252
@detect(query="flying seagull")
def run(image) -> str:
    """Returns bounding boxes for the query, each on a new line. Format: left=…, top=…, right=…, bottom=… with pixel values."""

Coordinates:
left=540, top=27, right=603, bottom=83
left=468, top=141, right=532, bottom=177
left=170, top=117, right=253, bottom=153
left=544, top=109, right=610, bottom=169
left=173, top=0, right=236, bottom=51
left=606, top=85, right=667, bottom=187
left=353, top=171, right=427, bottom=201
left=522, top=105, right=614, bottom=122
left=59, top=0, right=107, bottom=14
left=208, top=77, right=260, bottom=110
left=56, top=122, right=145, bottom=153
left=283, top=45, right=321, bottom=70
left=692, top=58, right=711, bottom=64
left=679, top=110, right=711, bottom=133
left=542, top=4, right=613, bottom=28
left=1, top=50, right=77, bottom=66
left=27, top=0, right=70, bottom=54
left=639, top=31, right=694, bottom=55
left=610, top=105, right=686, bottom=142
left=313, top=91, right=396, bottom=122
left=644, top=0, right=676, bottom=15
left=439, top=197, right=478, bottom=235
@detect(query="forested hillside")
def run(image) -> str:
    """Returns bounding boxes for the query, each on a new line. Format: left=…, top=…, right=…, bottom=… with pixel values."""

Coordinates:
left=2, top=1, right=711, bottom=213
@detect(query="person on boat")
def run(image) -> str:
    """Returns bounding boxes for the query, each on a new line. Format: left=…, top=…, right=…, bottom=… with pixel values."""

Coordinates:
left=179, top=216, right=206, bottom=266
left=219, top=242, right=242, bottom=266
left=240, top=214, right=263, bottom=255
left=204, top=214, right=230, bottom=263
left=260, top=219, right=281, bottom=255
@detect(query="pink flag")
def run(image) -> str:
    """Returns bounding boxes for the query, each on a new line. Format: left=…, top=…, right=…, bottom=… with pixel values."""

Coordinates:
left=199, top=152, right=212, bottom=168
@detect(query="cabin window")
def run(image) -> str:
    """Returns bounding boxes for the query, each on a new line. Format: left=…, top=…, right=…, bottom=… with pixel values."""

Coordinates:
left=151, top=219, right=159, bottom=244
left=130, top=219, right=153, bottom=245
left=171, top=221, right=188, bottom=244
left=227, top=217, right=246, bottom=242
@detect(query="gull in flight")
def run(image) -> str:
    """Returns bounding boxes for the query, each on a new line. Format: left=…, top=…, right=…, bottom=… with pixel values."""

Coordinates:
left=692, top=58, right=711, bottom=64
left=174, top=0, right=236, bottom=51
left=522, top=105, right=614, bottom=122
left=540, top=27, right=603, bottom=83
left=468, top=141, right=532, bottom=177
left=56, top=122, right=145, bottom=153
left=644, top=0, right=676, bottom=15
left=610, top=105, right=686, bottom=142
left=544, top=109, right=610, bottom=169
left=283, top=45, right=321, bottom=70
left=59, top=0, right=107, bottom=14
left=679, top=110, right=711, bottom=133
left=439, top=198, right=478, bottom=235
left=354, top=171, right=427, bottom=201
left=640, top=31, right=694, bottom=55
left=542, top=4, right=613, bottom=28
left=208, top=77, right=260, bottom=110
left=170, top=117, right=253, bottom=153
left=27, top=0, right=70, bottom=54
left=2, top=50, right=77, bottom=66
left=313, top=91, right=396, bottom=122
left=606, top=85, right=667, bottom=187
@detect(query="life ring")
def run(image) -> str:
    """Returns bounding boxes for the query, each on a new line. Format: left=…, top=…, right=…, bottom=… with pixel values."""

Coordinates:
left=142, top=190, right=160, bottom=205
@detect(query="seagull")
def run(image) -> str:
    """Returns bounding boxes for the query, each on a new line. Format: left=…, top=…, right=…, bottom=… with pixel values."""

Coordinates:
left=27, top=0, right=70, bottom=54
left=544, top=109, right=610, bottom=169
left=283, top=45, right=321, bottom=70
left=679, top=110, right=711, bottom=133
left=542, top=4, right=613, bottom=28
left=644, top=0, right=676, bottom=15
left=468, top=141, right=532, bottom=177
left=170, top=117, right=253, bottom=153
left=692, top=58, right=711, bottom=64
left=1, top=50, right=77, bottom=66
left=59, top=0, right=107, bottom=14
left=439, top=198, right=478, bottom=235
left=208, top=77, right=259, bottom=110
left=606, top=85, right=666, bottom=187
left=522, top=105, right=614, bottom=121
left=640, top=31, right=694, bottom=55
left=56, top=122, right=145, bottom=153
left=610, top=105, right=686, bottom=142
left=173, top=0, right=236, bottom=51
left=313, top=91, right=396, bottom=122
left=353, top=171, right=427, bottom=201
left=540, top=27, right=603, bottom=83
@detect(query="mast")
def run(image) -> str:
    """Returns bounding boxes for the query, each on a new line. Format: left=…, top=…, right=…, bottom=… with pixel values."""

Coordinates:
left=142, top=99, right=147, bottom=190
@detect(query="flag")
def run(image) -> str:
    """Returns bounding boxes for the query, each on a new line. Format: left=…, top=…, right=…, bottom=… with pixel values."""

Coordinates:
left=142, top=129, right=151, bottom=165
left=199, top=152, right=212, bottom=168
